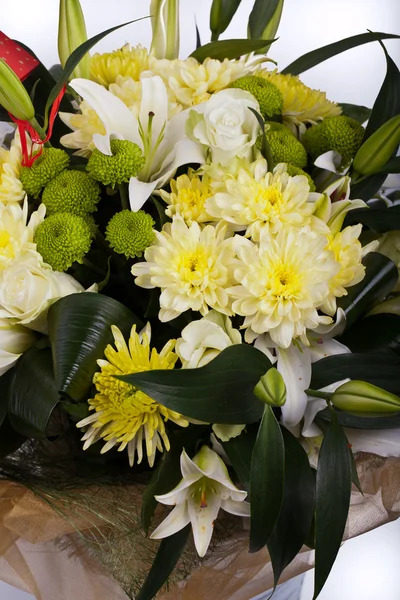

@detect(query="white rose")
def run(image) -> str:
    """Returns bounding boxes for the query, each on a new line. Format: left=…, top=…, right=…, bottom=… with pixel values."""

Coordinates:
left=0, top=320, right=36, bottom=376
left=0, top=254, right=85, bottom=334
left=187, top=89, right=260, bottom=166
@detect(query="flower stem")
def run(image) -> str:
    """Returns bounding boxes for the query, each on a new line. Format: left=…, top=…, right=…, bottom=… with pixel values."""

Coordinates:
left=305, top=389, right=332, bottom=401
left=118, top=183, right=130, bottom=211
left=28, top=117, right=52, bottom=147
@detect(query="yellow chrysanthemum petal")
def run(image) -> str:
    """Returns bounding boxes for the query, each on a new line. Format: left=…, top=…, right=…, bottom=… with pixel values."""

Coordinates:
left=159, top=169, right=215, bottom=224
left=0, top=138, right=24, bottom=204
left=90, top=44, right=150, bottom=87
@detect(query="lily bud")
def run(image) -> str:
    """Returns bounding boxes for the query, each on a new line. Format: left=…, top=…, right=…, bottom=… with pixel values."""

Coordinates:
left=210, top=0, right=242, bottom=42
left=58, top=0, right=90, bottom=79
left=249, top=0, right=284, bottom=54
left=0, top=59, right=35, bottom=121
left=150, top=0, right=180, bottom=59
left=254, top=368, right=286, bottom=407
left=332, top=380, right=400, bottom=415
left=353, top=114, right=400, bottom=177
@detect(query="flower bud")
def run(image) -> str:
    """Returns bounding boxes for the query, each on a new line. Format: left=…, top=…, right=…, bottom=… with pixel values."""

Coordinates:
left=353, top=115, right=400, bottom=177
left=0, top=59, right=35, bottom=121
left=150, top=0, right=180, bottom=59
left=210, top=0, right=242, bottom=41
left=332, top=380, right=400, bottom=415
left=58, top=0, right=90, bottom=79
left=252, top=0, right=284, bottom=54
left=254, top=368, right=286, bottom=407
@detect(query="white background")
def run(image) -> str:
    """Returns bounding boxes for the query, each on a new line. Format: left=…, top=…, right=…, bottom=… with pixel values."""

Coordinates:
left=1, top=0, right=400, bottom=598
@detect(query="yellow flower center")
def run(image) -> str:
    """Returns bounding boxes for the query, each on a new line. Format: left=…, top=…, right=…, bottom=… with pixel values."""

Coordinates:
left=253, top=185, right=283, bottom=219
left=267, top=262, right=301, bottom=299
left=0, top=230, right=14, bottom=263
left=178, top=187, right=209, bottom=210
left=175, top=248, right=209, bottom=284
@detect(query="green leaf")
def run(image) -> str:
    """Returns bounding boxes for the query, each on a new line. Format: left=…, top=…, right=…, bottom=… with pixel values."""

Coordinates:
left=190, top=38, right=276, bottom=63
left=249, top=405, right=284, bottom=553
left=248, top=0, right=280, bottom=40
left=61, top=402, right=90, bottom=420
left=210, top=0, right=243, bottom=40
left=316, top=406, right=400, bottom=430
left=48, top=293, right=139, bottom=402
left=373, top=156, right=400, bottom=174
left=314, top=414, right=352, bottom=598
left=136, top=525, right=191, bottom=600
left=311, top=352, right=400, bottom=396
left=8, top=347, right=60, bottom=439
left=0, top=369, right=13, bottom=430
left=337, top=252, right=398, bottom=329
left=282, top=32, right=400, bottom=75
left=121, top=345, right=271, bottom=424
left=0, top=417, right=26, bottom=459
left=339, top=314, right=400, bottom=355
left=364, top=43, right=400, bottom=140
left=339, top=103, right=371, bottom=124
left=268, top=428, right=316, bottom=587
left=249, top=107, right=274, bottom=168
left=349, top=173, right=388, bottom=201
left=222, top=425, right=258, bottom=492
left=45, top=17, right=149, bottom=126
left=345, top=204, right=400, bottom=232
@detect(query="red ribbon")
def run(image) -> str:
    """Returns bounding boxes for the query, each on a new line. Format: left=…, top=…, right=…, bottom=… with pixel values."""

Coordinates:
left=9, top=84, right=67, bottom=167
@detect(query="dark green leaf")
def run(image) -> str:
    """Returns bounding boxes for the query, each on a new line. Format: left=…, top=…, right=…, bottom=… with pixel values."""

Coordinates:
left=195, top=22, right=202, bottom=49
left=268, top=428, right=315, bottom=586
left=314, top=413, right=352, bottom=598
left=249, top=405, right=284, bottom=553
left=48, top=293, right=139, bottom=402
left=349, top=173, right=387, bottom=201
left=152, top=195, right=171, bottom=230
left=61, top=402, right=90, bottom=420
left=0, top=417, right=26, bottom=459
left=121, top=345, right=271, bottom=424
left=210, top=0, right=243, bottom=40
left=364, top=43, right=400, bottom=140
left=345, top=204, right=400, bottom=232
left=282, top=32, right=400, bottom=75
left=349, top=449, right=363, bottom=494
left=45, top=17, right=149, bottom=123
left=190, top=38, right=276, bottom=62
left=136, top=525, right=191, bottom=600
left=311, top=352, right=400, bottom=396
left=222, top=425, right=258, bottom=492
left=8, top=348, right=60, bottom=439
left=316, top=406, right=400, bottom=430
left=0, top=369, right=14, bottom=430
left=339, top=314, right=400, bottom=355
left=337, top=252, right=398, bottom=329
left=339, top=103, right=371, bottom=124
left=248, top=0, right=280, bottom=39
left=249, top=107, right=274, bottom=168
left=373, top=156, right=400, bottom=174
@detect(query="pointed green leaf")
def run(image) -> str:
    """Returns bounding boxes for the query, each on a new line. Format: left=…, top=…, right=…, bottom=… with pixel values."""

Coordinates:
left=314, top=413, right=352, bottom=598
left=190, top=38, right=276, bottom=63
left=249, top=107, right=274, bottom=168
left=48, top=293, right=140, bottom=402
left=137, top=525, right=191, bottom=600
left=349, top=173, right=388, bottom=201
left=210, top=0, right=243, bottom=40
left=339, top=103, right=371, bottom=124
left=345, top=203, right=400, bottom=232
left=282, top=32, right=400, bottom=75
left=249, top=405, right=284, bottom=553
left=339, top=314, right=400, bottom=355
left=121, top=345, right=271, bottom=424
left=222, top=425, right=258, bottom=492
left=337, top=252, right=398, bottom=329
left=268, top=428, right=315, bottom=587
left=8, top=347, right=60, bottom=439
left=0, top=369, right=13, bottom=430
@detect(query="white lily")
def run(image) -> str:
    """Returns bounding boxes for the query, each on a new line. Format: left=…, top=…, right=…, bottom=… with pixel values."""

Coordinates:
left=69, top=76, right=206, bottom=211
left=150, top=445, right=250, bottom=557
left=255, top=309, right=350, bottom=428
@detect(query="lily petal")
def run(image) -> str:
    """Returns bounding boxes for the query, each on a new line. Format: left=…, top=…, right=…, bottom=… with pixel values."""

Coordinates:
left=277, top=345, right=312, bottom=428
left=221, top=498, right=251, bottom=517
left=180, top=449, right=204, bottom=481
left=188, top=493, right=221, bottom=557
left=345, top=428, right=400, bottom=457
left=309, top=336, right=350, bottom=363
left=128, top=177, right=158, bottom=211
left=150, top=502, right=190, bottom=540
left=194, top=446, right=246, bottom=498
left=153, top=138, right=206, bottom=186
left=139, top=76, right=169, bottom=152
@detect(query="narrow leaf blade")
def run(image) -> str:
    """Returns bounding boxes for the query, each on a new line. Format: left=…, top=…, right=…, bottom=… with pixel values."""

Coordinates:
left=339, top=103, right=371, bottom=124
left=344, top=204, right=400, bottom=232
left=222, top=425, right=258, bottom=492
left=190, top=38, right=276, bottom=62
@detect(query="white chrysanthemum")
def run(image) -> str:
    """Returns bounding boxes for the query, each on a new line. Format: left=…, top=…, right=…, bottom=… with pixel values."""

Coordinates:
left=150, top=55, right=251, bottom=107
left=131, top=217, right=235, bottom=321
left=227, top=229, right=339, bottom=348
left=158, top=169, right=215, bottom=224
left=207, top=163, right=316, bottom=241
left=322, top=224, right=378, bottom=315
left=0, top=137, right=24, bottom=204
left=0, top=199, right=45, bottom=271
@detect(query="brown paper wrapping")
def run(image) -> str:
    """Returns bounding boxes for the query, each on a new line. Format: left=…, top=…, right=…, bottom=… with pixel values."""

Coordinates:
left=0, top=454, right=399, bottom=600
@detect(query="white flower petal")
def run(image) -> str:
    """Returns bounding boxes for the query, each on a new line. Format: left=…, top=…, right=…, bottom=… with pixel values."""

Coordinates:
left=150, top=502, right=191, bottom=540
left=346, top=428, right=400, bottom=457
left=188, top=493, right=221, bottom=557
left=139, top=76, right=169, bottom=152
left=128, top=177, right=157, bottom=211
left=221, top=498, right=251, bottom=517
left=212, top=424, right=246, bottom=442
left=277, top=345, right=312, bottom=428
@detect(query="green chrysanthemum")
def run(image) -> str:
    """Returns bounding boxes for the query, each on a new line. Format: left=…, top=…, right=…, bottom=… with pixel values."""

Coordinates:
left=303, top=115, right=365, bottom=161
left=20, top=148, right=69, bottom=198
left=285, top=164, right=316, bottom=192
left=231, top=76, right=284, bottom=119
left=267, top=130, right=307, bottom=169
left=34, top=213, right=92, bottom=271
left=42, top=170, right=101, bottom=216
left=265, top=121, right=294, bottom=135
left=87, top=139, right=145, bottom=187
left=106, top=210, right=155, bottom=258
left=82, top=213, right=98, bottom=239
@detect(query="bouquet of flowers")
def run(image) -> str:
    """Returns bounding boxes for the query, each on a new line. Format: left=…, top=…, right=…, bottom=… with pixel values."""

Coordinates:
left=0, top=0, right=400, bottom=598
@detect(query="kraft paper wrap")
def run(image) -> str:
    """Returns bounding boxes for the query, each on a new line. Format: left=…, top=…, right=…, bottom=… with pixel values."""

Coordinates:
left=0, top=454, right=399, bottom=600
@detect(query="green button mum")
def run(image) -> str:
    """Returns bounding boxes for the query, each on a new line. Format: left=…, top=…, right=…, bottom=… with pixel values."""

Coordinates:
left=267, top=130, right=308, bottom=169
left=303, top=115, right=365, bottom=161
left=87, top=139, right=145, bottom=187
left=20, top=148, right=70, bottom=198
left=231, top=76, right=284, bottom=120
left=34, top=213, right=92, bottom=272
left=106, top=209, right=155, bottom=258
left=42, top=170, right=101, bottom=216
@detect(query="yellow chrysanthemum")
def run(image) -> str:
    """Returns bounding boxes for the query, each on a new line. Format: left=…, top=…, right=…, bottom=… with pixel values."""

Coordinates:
left=158, top=169, right=215, bottom=224
left=0, top=200, right=45, bottom=271
left=90, top=44, right=150, bottom=87
left=77, top=323, right=188, bottom=467
left=150, top=55, right=250, bottom=107
left=0, top=138, right=24, bottom=204
left=228, top=229, right=338, bottom=348
left=206, top=163, right=315, bottom=241
left=322, top=224, right=378, bottom=315
left=256, top=69, right=341, bottom=134
left=132, top=217, right=236, bottom=322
